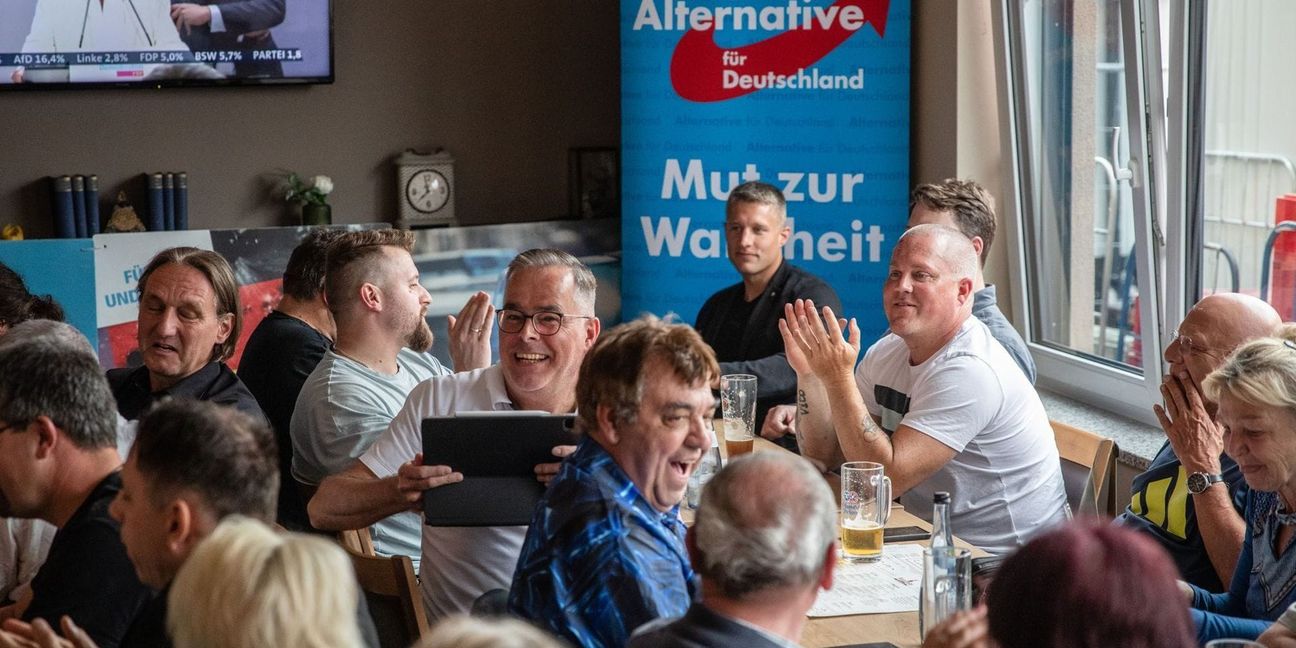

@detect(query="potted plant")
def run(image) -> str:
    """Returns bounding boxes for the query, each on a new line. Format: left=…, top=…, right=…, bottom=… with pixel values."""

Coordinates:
left=283, top=172, right=334, bottom=225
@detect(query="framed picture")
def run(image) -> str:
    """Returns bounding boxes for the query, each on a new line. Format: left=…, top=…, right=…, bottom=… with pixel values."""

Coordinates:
left=568, top=147, right=619, bottom=220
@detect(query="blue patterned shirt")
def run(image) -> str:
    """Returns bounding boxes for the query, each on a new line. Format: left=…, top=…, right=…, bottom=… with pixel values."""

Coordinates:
left=509, top=439, right=697, bottom=648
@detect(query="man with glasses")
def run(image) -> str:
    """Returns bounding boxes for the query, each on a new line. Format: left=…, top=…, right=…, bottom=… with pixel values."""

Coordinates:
left=310, top=248, right=600, bottom=620
left=1120, top=293, right=1280, bottom=590
left=291, top=229, right=486, bottom=562
left=0, top=321, right=150, bottom=647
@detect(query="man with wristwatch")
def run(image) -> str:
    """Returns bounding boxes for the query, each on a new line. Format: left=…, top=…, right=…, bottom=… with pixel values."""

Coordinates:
left=1120, top=294, right=1281, bottom=591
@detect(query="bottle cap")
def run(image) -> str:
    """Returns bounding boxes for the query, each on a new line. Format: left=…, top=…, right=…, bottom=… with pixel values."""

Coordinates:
left=934, top=491, right=951, bottom=504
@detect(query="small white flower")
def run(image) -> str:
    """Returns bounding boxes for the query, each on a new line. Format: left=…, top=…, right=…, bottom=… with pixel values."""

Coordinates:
left=312, top=175, right=334, bottom=195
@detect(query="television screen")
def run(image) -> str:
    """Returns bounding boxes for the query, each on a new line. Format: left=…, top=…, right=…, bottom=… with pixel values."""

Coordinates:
left=0, top=0, right=331, bottom=88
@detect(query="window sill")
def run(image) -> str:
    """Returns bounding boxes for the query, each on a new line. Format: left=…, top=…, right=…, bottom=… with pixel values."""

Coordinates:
left=1039, top=388, right=1163, bottom=471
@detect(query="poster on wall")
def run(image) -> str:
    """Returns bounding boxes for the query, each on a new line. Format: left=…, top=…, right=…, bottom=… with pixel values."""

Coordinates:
left=94, top=227, right=361, bottom=371
left=620, top=0, right=911, bottom=343
left=92, top=220, right=621, bottom=372
left=0, top=239, right=97, bottom=343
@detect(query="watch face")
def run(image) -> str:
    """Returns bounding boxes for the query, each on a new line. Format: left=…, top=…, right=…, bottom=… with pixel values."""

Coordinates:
left=406, top=169, right=449, bottom=214
left=1187, top=472, right=1221, bottom=494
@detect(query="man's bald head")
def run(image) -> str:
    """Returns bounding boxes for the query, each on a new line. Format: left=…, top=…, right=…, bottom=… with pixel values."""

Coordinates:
left=896, top=224, right=979, bottom=282
left=1168, top=293, right=1282, bottom=391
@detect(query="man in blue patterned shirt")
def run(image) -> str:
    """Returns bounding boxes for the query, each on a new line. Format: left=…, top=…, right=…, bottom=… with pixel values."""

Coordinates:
left=510, top=317, right=719, bottom=647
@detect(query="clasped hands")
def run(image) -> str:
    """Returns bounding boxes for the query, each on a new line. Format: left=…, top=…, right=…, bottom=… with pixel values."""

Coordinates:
left=778, top=298, right=861, bottom=383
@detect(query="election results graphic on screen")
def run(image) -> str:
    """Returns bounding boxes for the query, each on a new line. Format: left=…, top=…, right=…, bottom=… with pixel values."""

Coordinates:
left=621, top=0, right=910, bottom=343
left=0, top=0, right=331, bottom=87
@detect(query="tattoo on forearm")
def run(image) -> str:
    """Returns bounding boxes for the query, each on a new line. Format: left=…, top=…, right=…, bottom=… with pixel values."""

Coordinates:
left=861, top=416, right=885, bottom=442
left=798, top=389, right=809, bottom=416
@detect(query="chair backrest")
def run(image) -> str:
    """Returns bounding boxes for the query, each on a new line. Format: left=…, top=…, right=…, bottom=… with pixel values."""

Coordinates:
left=341, top=541, right=429, bottom=648
left=338, top=527, right=376, bottom=557
left=1051, top=420, right=1120, bottom=518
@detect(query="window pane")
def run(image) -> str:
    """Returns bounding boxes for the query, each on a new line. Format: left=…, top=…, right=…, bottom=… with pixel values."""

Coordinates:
left=1198, top=2, right=1296, bottom=315
left=1021, top=0, right=1143, bottom=368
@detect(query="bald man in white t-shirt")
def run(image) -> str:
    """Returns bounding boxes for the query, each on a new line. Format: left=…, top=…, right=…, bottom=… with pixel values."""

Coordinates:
left=782, top=224, right=1067, bottom=554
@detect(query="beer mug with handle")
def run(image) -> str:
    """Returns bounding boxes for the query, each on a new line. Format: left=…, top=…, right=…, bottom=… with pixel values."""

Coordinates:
left=840, top=461, right=892, bottom=562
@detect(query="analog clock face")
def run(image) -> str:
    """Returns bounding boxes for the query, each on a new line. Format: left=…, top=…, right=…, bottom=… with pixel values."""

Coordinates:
left=406, top=169, right=449, bottom=214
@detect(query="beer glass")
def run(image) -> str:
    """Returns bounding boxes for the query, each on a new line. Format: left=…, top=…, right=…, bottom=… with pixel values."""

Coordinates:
left=685, top=445, right=722, bottom=509
left=1204, top=641, right=1265, bottom=648
left=839, top=461, right=891, bottom=562
left=920, top=547, right=973, bottom=638
left=720, top=374, right=756, bottom=459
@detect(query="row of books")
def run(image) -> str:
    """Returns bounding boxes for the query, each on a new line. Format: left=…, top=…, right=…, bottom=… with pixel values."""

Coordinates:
left=50, top=175, right=100, bottom=239
left=147, top=172, right=190, bottom=233
left=48, top=172, right=189, bottom=238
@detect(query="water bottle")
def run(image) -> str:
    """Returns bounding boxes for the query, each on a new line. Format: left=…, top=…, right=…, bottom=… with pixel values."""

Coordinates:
left=931, top=491, right=953, bottom=549
left=920, top=492, right=954, bottom=639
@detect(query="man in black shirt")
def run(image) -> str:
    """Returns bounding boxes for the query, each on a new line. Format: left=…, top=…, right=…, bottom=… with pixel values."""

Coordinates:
left=106, top=247, right=263, bottom=422
left=0, top=321, right=150, bottom=648
left=695, top=181, right=841, bottom=448
left=238, top=229, right=340, bottom=531
left=109, top=399, right=278, bottom=648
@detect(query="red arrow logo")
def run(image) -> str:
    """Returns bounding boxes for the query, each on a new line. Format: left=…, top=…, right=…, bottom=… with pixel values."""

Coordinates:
left=669, top=0, right=890, bottom=103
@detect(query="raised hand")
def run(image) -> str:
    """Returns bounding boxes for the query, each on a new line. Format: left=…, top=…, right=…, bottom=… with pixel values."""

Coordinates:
left=779, top=299, right=860, bottom=383
left=447, top=291, right=495, bottom=372
left=1154, top=371, right=1223, bottom=474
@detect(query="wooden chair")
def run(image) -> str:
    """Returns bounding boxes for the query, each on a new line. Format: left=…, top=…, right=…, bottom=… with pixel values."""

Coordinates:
left=340, top=539, right=428, bottom=648
left=1051, top=420, right=1120, bottom=518
left=338, top=527, right=376, bottom=557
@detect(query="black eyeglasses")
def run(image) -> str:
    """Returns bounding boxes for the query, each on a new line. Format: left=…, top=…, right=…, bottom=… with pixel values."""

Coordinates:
left=497, top=310, right=593, bottom=336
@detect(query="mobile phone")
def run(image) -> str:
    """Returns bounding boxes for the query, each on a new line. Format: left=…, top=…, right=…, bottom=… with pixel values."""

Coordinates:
left=882, top=525, right=931, bottom=542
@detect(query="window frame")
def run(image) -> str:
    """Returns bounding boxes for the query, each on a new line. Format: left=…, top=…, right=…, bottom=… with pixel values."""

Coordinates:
left=994, top=0, right=1172, bottom=425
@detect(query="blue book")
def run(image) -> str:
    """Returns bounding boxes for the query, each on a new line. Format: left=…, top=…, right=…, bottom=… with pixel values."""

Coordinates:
left=51, top=176, right=75, bottom=238
left=147, top=173, right=164, bottom=231
left=162, top=173, right=175, bottom=231
left=70, top=175, right=86, bottom=238
left=174, top=172, right=188, bottom=230
left=84, top=174, right=99, bottom=236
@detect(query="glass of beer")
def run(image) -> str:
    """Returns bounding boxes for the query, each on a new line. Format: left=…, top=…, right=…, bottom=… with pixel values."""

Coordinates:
left=840, top=461, right=891, bottom=562
left=720, top=374, right=756, bottom=459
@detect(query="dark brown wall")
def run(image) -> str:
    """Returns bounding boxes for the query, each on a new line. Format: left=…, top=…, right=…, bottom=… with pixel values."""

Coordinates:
left=0, top=3, right=620, bottom=237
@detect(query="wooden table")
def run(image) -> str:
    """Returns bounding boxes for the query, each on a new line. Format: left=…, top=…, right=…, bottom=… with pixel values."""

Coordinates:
left=706, top=436, right=984, bottom=648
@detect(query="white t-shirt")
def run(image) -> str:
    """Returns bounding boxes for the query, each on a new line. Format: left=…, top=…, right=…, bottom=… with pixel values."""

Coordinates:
left=856, top=317, right=1068, bottom=554
left=361, top=364, right=526, bottom=620
left=0, top=518, right=55, bottom=605
left=291, top=347, right=449, bottom=561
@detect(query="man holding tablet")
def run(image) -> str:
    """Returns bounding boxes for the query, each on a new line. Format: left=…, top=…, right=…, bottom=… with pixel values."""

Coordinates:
left=309, top=249, right=600, bottom=620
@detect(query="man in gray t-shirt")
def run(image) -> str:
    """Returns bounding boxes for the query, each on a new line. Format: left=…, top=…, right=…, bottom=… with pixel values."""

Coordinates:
left=289, top=229, right=487, bottom=560
left=907, top=178, right=1035, bottom=383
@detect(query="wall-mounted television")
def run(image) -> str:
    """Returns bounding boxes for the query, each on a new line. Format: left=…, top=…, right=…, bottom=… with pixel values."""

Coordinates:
left=0, top=0, right=332, bottom=89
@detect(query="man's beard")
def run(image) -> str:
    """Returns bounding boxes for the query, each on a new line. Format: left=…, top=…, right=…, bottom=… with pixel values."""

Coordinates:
left=405, top=317, right=434, bottom=353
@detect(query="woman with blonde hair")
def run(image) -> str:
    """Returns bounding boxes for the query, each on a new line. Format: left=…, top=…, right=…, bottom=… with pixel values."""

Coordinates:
left=167, top=516, right=362, bottom=648
left=415, top=615, right=563, bottom=648
left=1190, top=323, right=1296, bottom=642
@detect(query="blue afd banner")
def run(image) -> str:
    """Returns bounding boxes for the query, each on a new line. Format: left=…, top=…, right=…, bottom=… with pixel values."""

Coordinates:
left=621, top=0, right=910, bottom=343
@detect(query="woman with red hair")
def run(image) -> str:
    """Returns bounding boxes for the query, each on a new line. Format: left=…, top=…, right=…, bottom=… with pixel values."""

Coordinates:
left=923, top=520, right=1196, bottom=648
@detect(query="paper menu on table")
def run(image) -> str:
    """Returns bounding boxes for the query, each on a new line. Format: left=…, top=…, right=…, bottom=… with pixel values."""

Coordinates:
left=808, top=543, right=923, bottom=617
